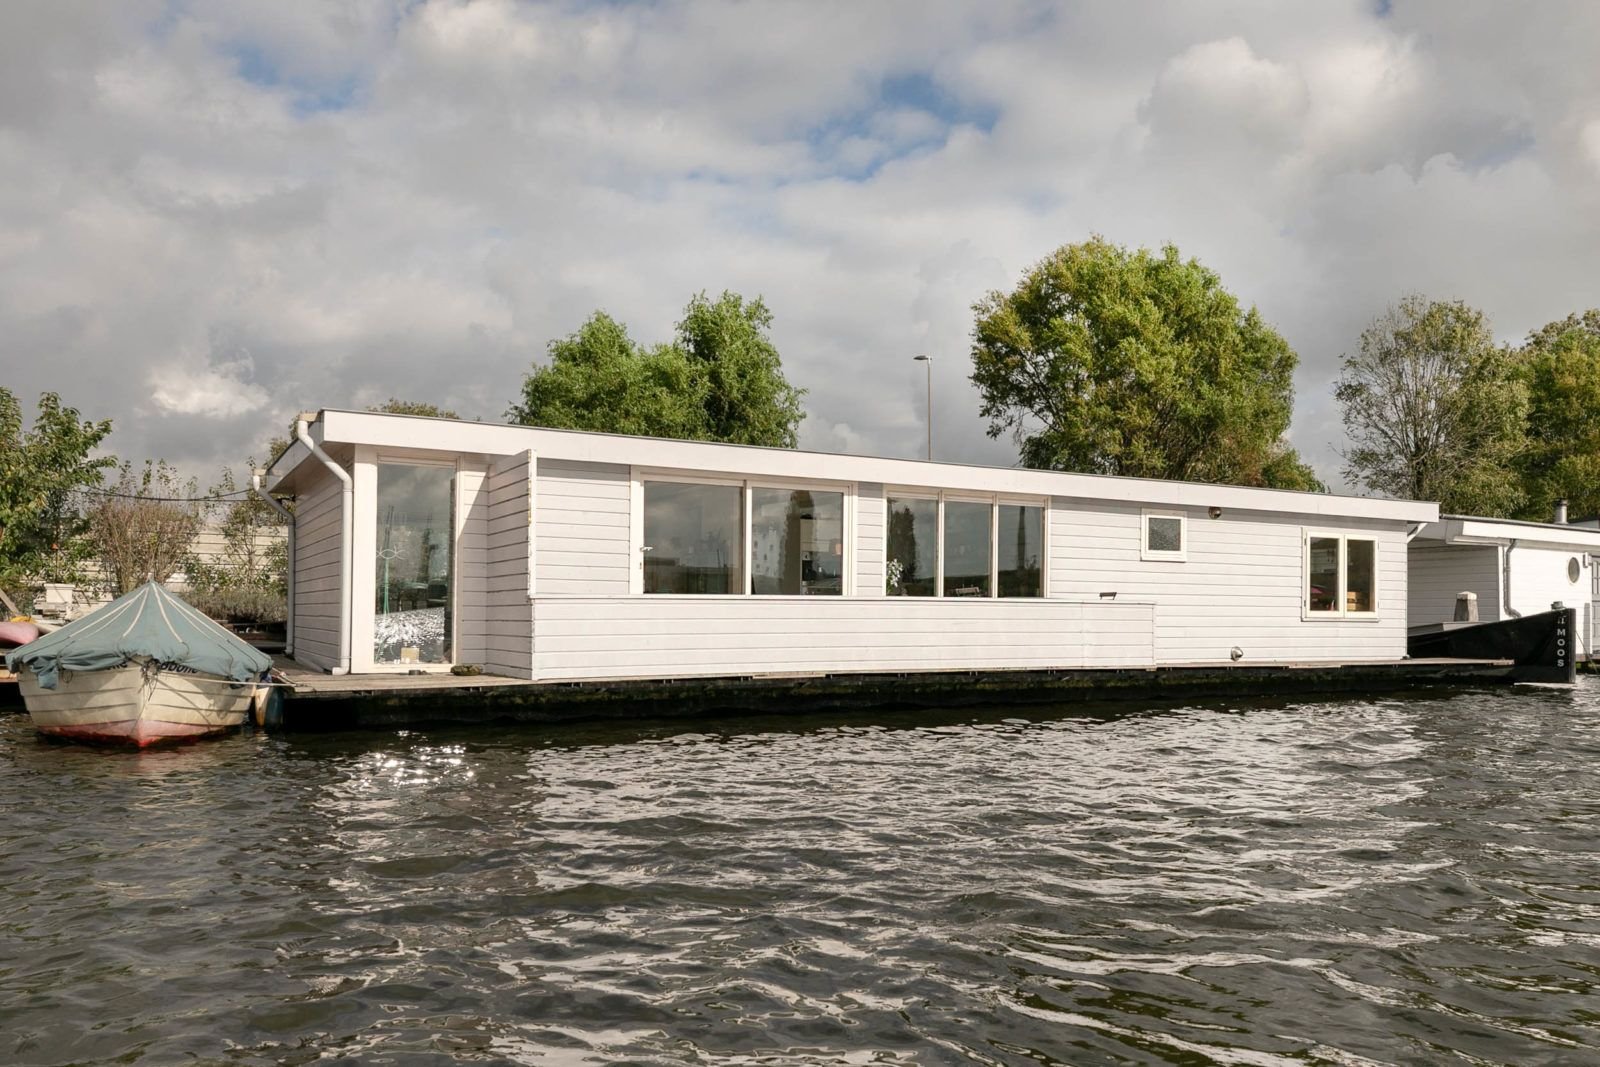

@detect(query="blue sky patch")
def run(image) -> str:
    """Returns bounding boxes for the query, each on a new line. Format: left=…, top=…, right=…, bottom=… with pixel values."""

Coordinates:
left=805, top=71, right=998, bottom=181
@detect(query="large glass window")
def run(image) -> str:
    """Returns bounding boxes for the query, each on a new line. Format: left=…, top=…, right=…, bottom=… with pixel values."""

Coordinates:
left=643, top=482, right=742, bottom=594
left=1307, top=536, right=1340, bottom=613
left=751, top=488, right=844, bottom=595
left=886, top=497, right=937, bottom=596
left=374, top=463, right=454, bottom=665
left=943, top=501, right=992, bottom=596
left=998, top=504, right=1043, bottom=597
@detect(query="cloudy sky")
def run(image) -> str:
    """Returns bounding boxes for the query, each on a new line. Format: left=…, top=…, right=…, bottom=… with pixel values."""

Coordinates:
left=3, top=0, right=1598, bottom=487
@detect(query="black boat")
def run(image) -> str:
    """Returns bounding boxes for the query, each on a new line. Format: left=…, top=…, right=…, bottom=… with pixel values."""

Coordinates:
left=1408, top=606, right=1578, bottom=684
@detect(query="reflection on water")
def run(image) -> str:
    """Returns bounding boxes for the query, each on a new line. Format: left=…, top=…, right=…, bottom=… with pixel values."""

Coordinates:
left=4, top=684, right=1600, bottom=1064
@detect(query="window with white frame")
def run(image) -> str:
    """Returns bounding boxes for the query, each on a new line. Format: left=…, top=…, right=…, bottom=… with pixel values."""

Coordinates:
left=641, top=477, right=848, bottom=596
left=1305, top=533, right=1378, bottom=617
left=750, top=487, right=844, bottom=595
left=885, top=492, right=1046, bottom=597
left=1141, top=510, right=1186, bottom=561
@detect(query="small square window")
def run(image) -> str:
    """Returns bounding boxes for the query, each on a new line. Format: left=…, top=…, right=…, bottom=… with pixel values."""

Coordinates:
left=1141, top=511, right=1186, bottom=561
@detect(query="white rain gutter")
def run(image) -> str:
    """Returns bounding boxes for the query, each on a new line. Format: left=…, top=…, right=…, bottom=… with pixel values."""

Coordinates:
left=1502, top=539, right=1522, bottom=620
left=251, top=469, right=295, bottom=657
left=296, top=413, right=352, bottom=674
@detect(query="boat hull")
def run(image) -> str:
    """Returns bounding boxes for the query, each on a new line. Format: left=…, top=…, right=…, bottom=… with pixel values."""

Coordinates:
left=1408, top=606, right=1578, bottom=684
left=18, top=659, right=256, bottom=747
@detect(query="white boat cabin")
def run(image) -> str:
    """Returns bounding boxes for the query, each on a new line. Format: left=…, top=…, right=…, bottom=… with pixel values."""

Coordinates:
left=1408, top=514, right=1600, bottom=661
left=264, top=410, right=1437, bottom=682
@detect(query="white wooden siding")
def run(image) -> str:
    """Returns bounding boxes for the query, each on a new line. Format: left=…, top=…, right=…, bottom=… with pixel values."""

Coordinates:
left=292, top=467, right=344, bottom=671
left=1048, top=499, right=1409, bottom=663
left=531, top=597, right=1155, bottom=681
left=855, top=483, right=885, bottom=596
left=483, top=452, right=535, bottom=678
left=1507, top=545, right=1593, bottom=658
left=1408, top=545, right=1501, bottom=626
left=536, top=459, right=631, bottom=595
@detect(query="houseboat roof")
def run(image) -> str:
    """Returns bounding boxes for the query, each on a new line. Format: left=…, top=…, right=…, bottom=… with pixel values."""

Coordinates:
left=267, top=408, right=1439, bottom=523
left=1416, top=515, right=1600, bottom=552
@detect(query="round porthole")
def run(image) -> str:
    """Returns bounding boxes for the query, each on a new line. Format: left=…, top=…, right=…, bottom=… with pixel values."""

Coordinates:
left=1569, top=557, right=1582, bottom=583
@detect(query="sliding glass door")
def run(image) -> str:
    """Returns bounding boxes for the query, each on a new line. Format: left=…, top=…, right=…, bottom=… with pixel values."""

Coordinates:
left=374, top=463, right=455, bottom=665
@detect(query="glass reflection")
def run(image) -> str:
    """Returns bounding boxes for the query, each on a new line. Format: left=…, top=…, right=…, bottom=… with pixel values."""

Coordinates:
left=1308, top=536, right=1340, bottom=613
left=998, top=504, right=1042, bottom=597
left=943, top=501, right=991, bottom=596
left=374, top=463, right=454, bottom=664
left=1347, top=539, right=1375, bottom=613
left=886, top=497, right=937, bottom=596
left=643, top=482, right=742, bottom=594
left=751, top=489, right=843, bottom=595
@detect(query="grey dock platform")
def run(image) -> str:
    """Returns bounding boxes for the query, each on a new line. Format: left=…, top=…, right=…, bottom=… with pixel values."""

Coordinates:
left=271, top=657, right=1518, bottom=732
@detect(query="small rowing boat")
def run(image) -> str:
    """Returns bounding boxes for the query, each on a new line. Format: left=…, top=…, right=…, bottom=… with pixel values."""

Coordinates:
left=5, top=582, right=271, bottom=747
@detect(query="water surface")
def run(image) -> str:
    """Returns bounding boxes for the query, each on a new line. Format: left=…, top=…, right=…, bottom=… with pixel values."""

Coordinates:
left=4, top=682, right=1600, bottom=1065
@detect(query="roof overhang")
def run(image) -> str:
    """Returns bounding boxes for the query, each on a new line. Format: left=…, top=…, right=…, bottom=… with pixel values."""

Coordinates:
left=1416, top=515, right=1600, bottom=553
left=267, top=409, right=1439, bottom=524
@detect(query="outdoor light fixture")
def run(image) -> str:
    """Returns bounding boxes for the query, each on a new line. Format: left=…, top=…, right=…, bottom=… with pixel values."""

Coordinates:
left=913, top=354, right=932, bottom=461
left=1209, top=506, right=1223, bottom=519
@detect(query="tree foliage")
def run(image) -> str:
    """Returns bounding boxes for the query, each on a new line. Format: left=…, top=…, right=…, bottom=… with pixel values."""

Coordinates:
left=86, top=461, right=202, bottom=596
left=509, top=291, right=805, bottom=448
left=0, top=390, right=115, bottom=598
left=969, top=237, right=1320, bottom=489
left=1515, top=309, right=1600, bottom=521
left=1335, top=296, right=1527, bottom=515
left=186, top=463, right=288, bottom=599
left=369, top=398, right=461, bottom=419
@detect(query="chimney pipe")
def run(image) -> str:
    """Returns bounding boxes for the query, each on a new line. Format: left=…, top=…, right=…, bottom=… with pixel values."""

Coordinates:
left=1555, top=498, right=1569, bottom=524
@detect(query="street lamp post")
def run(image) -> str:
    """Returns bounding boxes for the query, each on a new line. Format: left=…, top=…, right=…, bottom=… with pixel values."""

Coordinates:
left=913, top=354, right=932, bottom=461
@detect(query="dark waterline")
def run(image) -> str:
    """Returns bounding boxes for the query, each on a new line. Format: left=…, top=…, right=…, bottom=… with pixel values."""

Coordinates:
left=4, top=683, right=1600, bottom=1065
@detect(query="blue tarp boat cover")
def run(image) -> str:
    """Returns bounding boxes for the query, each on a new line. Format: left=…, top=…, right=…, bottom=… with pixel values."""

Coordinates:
left=4, top=582, right=271, bottom=690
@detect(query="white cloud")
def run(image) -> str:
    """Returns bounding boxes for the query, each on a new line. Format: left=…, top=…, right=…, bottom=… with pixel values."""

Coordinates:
left=148, top=354, right=269, bottom=419
left=1, top=0, right=1598, bottom=491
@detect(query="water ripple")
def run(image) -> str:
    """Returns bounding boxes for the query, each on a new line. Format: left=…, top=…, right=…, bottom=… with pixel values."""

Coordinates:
left=5, top=685, right=1600, bottom=1063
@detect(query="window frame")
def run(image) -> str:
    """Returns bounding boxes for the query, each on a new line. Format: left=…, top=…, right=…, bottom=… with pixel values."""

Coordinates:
left=747, top=482, right=849, bottom=597
left=882, top=487, right=1051, bottom=599
left=632, top=469, right=856, bottom=597
left=1302, top=530, right=1382, bottom=621
left=1141, top=509, right=1188, bottom=562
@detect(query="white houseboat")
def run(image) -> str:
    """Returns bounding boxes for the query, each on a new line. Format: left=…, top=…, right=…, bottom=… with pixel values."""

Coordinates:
left=261, top=410, right=1439, bottom=686
left=1408, top=512, right=1600, bottom=663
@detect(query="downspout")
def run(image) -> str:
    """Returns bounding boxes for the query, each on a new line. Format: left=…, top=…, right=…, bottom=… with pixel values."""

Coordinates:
left=1502, top=539, right=1521, bottom=620
left=251, top=469, right=295, bottom=658
left=296, top=414, right=353, bottom=674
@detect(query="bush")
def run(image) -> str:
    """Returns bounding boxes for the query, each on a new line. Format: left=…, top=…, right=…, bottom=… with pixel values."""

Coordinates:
left=183, top=585, right=287, bottom=626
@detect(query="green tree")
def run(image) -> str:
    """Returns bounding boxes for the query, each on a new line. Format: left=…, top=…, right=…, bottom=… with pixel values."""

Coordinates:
left=1515, top=309, right=1600, bottom=520
left=1335, top=296, right=1527, bottom=515
left=369, top=398, right=461, bottom=419
left=0, top=390, right=115, bottom=599
left=676, top=291, right=805, bottom=447
left=509, top=292, right=805, bottom=447
left=969, top=237, right=1320, bottom=489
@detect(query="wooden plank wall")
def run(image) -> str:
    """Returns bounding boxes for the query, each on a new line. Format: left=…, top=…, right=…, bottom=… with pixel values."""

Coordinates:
left=854, top=482, right=886, bottom=596
left=483, top=452, right=534, bottom=678
left=531, top=597, right=1154, bottom=681
left=1049, top=499, right=1410, bottom=663
left=1408, top=544, right=1501, bottom=626
left=293, top=469, right=345, bottom=671
left=536, top=459, right=632, bottom=595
